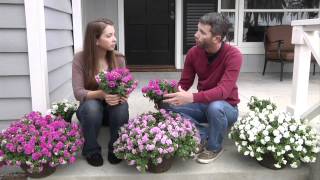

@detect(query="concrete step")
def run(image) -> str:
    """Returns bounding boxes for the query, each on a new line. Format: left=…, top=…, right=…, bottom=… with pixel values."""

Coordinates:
left=25, top=127, right=311, bottom=180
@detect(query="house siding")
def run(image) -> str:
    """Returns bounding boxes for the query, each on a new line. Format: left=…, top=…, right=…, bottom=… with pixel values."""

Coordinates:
left=44, top=0, right=74, bottom=104
left=0, top=2, right=32, bottom=124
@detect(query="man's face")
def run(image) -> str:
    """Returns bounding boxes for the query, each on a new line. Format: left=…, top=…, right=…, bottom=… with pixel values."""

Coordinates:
left=194, top=22, right=220, bottom=49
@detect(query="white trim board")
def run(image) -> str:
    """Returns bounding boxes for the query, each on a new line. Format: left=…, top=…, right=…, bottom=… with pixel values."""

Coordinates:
left=72, top=0, right=83, bottom=53
left=24, top=0, right=49, bottom=113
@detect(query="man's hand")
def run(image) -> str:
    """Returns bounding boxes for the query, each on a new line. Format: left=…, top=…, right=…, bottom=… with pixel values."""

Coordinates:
left=105, top=94, right=121, bottom=106
left=163, top=86, right=193, bottom=106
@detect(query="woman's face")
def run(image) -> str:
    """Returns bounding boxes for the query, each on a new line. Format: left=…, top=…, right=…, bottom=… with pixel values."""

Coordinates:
left=96, top=25, right=117, bottom=51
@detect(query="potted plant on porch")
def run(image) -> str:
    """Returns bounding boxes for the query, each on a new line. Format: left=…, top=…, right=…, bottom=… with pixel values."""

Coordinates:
left=141, top=79, right=178, bottom=109
left=229, top=96, right=320, bottom=169
left=0, top=111, right=84, bottom=178
left=113, top=109, right=200, bottom=173
left=50, top=99, right=78, bottom=123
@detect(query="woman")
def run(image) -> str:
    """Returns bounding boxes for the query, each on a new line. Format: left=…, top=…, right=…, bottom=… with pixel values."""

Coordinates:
left=72, top=18, right=128, bottom=166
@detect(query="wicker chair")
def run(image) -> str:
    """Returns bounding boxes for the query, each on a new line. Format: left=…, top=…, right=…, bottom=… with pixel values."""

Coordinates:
left=262, top=25, right=317, bottom=81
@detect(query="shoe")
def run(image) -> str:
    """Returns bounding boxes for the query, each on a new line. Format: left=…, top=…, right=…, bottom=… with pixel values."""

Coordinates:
left=196, top=148, right=224, bottom=164
left=108, top=152, right=122, bottom=164
left=86, top=153, right=103, bottom=167
left=195, top=140, right=207, bottom=154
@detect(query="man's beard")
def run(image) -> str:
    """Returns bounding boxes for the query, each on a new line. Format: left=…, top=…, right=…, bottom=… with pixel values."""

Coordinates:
left=197, top=41, right=210, bottom=49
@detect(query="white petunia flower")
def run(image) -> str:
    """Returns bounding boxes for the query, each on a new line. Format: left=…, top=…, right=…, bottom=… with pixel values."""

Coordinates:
left=285, top=145, right=291, bottom=151
left=274, top=163, right=282, bottom=168
left=242, top=141, right=248, bottom=146
left=266, top=105, right=273, bottom=110
left=290, top=162, right=298, bottom=168
left=264, top=136, right=270, bottom=142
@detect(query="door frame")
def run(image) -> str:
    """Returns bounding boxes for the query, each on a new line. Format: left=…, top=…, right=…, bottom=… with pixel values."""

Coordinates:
left=117, top=0, right=183, bottom=69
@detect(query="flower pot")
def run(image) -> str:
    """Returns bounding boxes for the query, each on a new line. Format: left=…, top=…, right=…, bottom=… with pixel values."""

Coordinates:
left=20, top=163, right=56, bottom=178
left=257, top=153, right=286, bottom=170
left=63, top=111, right=75, bottom=123
left=147, top=157, right=174, bottom=173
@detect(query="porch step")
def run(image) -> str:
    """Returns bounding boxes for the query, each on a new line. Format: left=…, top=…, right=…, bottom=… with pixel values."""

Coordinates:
left=33, top=128, right=310, bottom=180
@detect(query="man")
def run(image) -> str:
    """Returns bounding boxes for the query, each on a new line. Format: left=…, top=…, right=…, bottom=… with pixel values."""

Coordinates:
left=163, top=12, right=242, bottom=164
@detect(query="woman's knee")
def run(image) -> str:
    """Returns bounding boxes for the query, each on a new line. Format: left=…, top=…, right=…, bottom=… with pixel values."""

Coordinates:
left=77, top=99, right=103, bottom=124
left=109, top=102, right=129, bottom=125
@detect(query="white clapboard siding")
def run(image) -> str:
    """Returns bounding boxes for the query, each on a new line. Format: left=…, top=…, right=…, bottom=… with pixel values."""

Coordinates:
left=0, top=99, right=32, bottom=120
left=0, top=2, right=31, bottom=122
left=46, top=30, right=73, bottom=51
left=0, top=4, right=25, bottom=28
left=48, top=63, right=72, bottom=93
left=44, top=0, right=74, bottom=105
left=45, top=7, right=73, bottom=30
left=47, top=47, right=73, bottom=72
left=44, top=0, right=72, bottom=14
left=0, top=76, right=31, bottom=98
left=0, top=0, right=23, bottom=4
left=0, top=29, right=27, bottom=52
left=0, top=53, right=29, bottom=75
left=50, top=80, right=73, bottom=104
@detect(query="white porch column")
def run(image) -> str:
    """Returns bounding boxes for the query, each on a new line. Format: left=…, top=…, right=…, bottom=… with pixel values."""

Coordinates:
left=288, top=25, right=312, bottom=118
left=24, top=0, right=49, bottom=114
left=72, top=0, right=83, bottom=53
left=175, top=0, right=183, bottom=69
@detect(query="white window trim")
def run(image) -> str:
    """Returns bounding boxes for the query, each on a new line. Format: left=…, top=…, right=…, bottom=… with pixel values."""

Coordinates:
left=72, top=0, right=83, bottom=53
left=24, top=0, right=49, bottom=113
left=217, top=0, right=320, bottom=54
left=118, top=0, right=125, bottom=55
left=175, top=0, right=183, bottom=69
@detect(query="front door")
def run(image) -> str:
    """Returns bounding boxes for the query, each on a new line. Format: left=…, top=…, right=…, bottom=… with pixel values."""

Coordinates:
left=124, top=0, right=175, bottom=67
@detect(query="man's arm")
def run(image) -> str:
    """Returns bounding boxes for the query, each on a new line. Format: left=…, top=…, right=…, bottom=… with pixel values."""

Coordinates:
left=178, top=52, right=196, bottom=91
left=193, top=52, right=242, bottom=103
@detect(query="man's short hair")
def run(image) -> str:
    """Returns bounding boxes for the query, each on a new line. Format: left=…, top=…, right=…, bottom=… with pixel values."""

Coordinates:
left=199, top=12, right=232, bottom=41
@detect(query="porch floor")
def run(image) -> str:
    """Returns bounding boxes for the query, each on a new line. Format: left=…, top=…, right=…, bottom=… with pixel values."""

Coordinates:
left=1, top=72, right=319, bottom=180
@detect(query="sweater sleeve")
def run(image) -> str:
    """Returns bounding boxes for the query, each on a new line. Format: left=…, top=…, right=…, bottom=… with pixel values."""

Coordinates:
left=193, top=51, right=242, bottom=103
left=178, top=51, right=196, bottom=91
left=72, top=52, right=89, bottom=102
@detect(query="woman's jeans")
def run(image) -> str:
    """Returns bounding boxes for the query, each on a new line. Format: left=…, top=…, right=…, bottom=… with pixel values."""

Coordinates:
left=76, top=99, right=129, bottom=157
left=163, top=100, right=238, bottom=152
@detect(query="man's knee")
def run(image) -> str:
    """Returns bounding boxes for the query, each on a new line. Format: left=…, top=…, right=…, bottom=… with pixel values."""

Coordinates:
left=207, top=101, right=225, bottom=115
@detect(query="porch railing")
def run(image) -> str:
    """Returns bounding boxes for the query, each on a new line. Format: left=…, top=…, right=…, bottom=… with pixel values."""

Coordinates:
left=287, top=18, right=320, bottom=120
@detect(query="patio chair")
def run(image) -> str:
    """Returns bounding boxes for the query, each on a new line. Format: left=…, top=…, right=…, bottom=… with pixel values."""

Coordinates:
left=262, top=25, right=317, bottom=81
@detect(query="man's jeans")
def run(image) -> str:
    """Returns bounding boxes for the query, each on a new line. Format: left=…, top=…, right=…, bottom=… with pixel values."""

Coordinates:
left=163, top=100, right=238, bottom=152
left=76, top=99, right=129, bottom=157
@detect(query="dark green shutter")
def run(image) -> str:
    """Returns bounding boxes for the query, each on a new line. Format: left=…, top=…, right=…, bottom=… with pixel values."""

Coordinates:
left=183, top=0, right=217, bottom=53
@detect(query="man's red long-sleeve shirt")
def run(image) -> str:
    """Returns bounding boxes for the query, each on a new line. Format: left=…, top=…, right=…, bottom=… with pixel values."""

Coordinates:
left=179, top=43, right=243, bottom=106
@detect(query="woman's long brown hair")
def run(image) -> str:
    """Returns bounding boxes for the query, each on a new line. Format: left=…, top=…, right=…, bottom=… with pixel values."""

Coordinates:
left=82, top=18, right=117, bottom=90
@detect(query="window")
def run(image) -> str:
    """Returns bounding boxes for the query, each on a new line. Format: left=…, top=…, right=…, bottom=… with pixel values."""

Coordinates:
left=183, top=0, right=218, bottom=53
left=241, top=0, right=319, bottom=43
left=182, top=0, right=320, bottom=54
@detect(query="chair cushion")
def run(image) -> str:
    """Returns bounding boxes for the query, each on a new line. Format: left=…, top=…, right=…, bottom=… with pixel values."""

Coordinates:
left=266, top=25, right=294, bottom=51
left=267, top=51, right=294, bottom=61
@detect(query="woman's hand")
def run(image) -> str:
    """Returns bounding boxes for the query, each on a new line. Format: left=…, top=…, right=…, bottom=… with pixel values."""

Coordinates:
left=120, top=95, right=129, bottom=104
left=104, top=94, right=121, bottom=106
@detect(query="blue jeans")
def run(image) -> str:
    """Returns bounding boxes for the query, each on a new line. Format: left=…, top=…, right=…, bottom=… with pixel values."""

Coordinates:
left=163, top=100, right=238, bottom=152
left=76, top=99, right=129, bottom=157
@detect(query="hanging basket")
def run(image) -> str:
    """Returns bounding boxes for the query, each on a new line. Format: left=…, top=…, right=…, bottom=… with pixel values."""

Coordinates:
left=257, top=153, right=286, bottom=170
left=20, top=163, right=56, bottom=178
left=147, top=157, right=174, bottom=173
